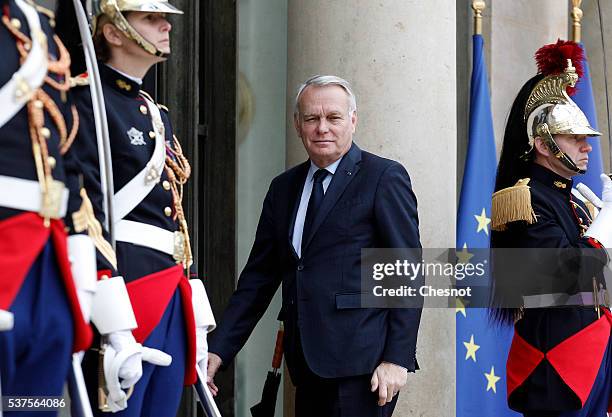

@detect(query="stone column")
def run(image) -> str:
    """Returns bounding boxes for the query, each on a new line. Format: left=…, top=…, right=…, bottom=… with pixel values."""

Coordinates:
left=285, top=1, right=457, bottom=416
left=489, top=0, right=568, bottom=153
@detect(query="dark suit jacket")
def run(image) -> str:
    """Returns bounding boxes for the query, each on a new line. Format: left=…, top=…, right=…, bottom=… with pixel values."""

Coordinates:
left=209, top=143, right=422, bottom=384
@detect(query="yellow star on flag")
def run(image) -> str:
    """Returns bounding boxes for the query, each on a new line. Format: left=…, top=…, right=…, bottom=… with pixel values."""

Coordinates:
left=463, top=334, right=480, bottom=362
left=474, top=208, right=491, bottom=236
left=456, top=297, right=467, bottom=317
left=484, top=366, right=501, bottom=393
left=457, top=243, right=474, bottom=264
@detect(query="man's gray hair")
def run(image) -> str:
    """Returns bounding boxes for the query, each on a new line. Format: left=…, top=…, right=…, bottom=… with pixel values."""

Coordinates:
left=294, top=75, right=357, bottom=116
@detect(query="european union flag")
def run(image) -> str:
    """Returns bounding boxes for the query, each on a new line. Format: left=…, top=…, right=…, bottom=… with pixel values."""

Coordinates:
left=573, top=44, right=603, bottom=196
left=456, top=34, right=519, bottom=417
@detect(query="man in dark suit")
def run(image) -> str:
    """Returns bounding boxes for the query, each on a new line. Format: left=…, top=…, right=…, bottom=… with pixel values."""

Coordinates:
left=207, top=75, right=422, bottom=416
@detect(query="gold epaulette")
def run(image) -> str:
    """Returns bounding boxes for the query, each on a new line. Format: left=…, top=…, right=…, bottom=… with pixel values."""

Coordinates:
left=491, top=178, right=537, bottom=231
left=69, top=73, right=90, bottom=88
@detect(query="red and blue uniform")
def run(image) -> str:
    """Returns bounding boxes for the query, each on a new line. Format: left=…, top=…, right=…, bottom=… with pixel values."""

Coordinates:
left=72, top=64, right=197, bottom=417
left=492, top=164, right=612, bottom=416
left=0, top=0, right=92, bottom=414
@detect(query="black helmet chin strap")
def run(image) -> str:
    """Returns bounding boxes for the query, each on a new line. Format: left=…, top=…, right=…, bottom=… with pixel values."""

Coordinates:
left=536, top=123, right=585, bottom=175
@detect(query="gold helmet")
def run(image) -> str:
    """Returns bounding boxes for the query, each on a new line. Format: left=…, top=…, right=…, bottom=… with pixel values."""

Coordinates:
left=93, top=0, right=183, bottom=57
left=523, top=41, right=601, bottom=174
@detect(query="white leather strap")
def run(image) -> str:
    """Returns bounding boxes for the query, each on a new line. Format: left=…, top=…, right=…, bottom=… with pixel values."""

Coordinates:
left=0, top=175, right=68, bottom=218
left=115, top=219, right=176, bottom=256
left=0, top=0, right=48, bottom=128
left=112, top=95, right=166, bottom=222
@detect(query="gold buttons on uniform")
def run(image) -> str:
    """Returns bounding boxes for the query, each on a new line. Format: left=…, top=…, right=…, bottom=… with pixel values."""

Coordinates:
left=10, top=18, right=21, bottom=29
left=148, top=131, right=156, bottom=139
left=162, top=180, right=171, bottom=191
left=40, top=127, right=51, bottom=139
left=164, top=207, right=172, bottom=217
left=48, top=156, right=56, bottom=169
left=34, top=100, right=43, bottom=109
left=139, top=105, right=148, bottom=115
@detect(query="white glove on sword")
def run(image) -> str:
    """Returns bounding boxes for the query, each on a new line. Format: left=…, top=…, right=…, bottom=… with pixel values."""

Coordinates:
left=91, top=276, right=173, bottom=412
left=103, top=331, right=172, bottom=412
left=583, top=174, right=612, bottom=248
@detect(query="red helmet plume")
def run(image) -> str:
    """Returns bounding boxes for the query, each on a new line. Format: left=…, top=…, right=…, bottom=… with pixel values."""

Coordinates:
left=535, top=39, right=584, bottom=95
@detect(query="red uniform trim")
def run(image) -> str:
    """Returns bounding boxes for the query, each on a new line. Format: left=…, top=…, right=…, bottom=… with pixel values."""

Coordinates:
left=0, top=213, right=93, bottom=352
left=547, top=311, right=612, bottom=406
left=178, top=278, right=197, bottom=385
left=97, top=270, right=112, bottom=280
left=507, top=313, right=612, bottom=407
left=506, top=332, right=545, bottom=397
left=126, top=265, right=197, bottom=385
left=0, top=213, right=50, bottom=309
left=586, top=237, right=604, bottom=249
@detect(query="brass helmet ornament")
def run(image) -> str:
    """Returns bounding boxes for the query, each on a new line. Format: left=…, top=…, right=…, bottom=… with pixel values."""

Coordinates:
left=93, top=0, right=183, bottom=58
left=523, top=40, right=601, bottom=174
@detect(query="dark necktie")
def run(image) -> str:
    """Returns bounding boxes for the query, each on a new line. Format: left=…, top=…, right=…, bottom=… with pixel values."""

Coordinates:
left=302, top=168, right=329, bottom=252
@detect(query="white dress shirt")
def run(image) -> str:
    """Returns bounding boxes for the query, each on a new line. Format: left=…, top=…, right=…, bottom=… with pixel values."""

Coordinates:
left=292, top=158, right=342, bottom=258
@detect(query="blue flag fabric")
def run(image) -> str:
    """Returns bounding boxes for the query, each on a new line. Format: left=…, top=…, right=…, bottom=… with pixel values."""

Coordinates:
left=573, top=44, right=603, bottom=196
left=456, top=34, right=519, bottom=417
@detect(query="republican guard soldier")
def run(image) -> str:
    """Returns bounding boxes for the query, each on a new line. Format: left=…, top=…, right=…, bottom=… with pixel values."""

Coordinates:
left=69, top=0, right=216, bottom=415
left=0, top=0, right=94, bottom=413
left=491, top=40, right=612, bottom=417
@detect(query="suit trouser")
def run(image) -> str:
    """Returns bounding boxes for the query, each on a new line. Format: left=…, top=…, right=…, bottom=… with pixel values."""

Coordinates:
left=295, top=372, right=399, bottom=417
left=523, top=336, right=612, bottom=417
left=0, top=242, right=74, bottom=417
left=292, top=329, right=398, bottom=417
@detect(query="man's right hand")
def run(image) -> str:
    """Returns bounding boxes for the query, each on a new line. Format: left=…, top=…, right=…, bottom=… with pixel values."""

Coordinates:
left=207, top=352, right=222, bottom=396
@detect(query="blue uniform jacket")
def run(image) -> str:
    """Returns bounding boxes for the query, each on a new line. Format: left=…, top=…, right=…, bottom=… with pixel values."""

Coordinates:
left=0, top=0, right=82, bottom=227
left=492, top=163, right=609, bottom=412
left=71, top=64, right=193, bottom=280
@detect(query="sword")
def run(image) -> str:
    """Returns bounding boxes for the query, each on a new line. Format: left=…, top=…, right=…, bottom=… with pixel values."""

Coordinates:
left=71, top=0, right=116, bottom=247
left=194, top=366, right=222, bottom=417
left=67, top=353, right=94, bottom=417
left=68, top=1, right=116, bottom=415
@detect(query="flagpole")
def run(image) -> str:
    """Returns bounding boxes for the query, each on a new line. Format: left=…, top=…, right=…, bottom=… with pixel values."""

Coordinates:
left=571, top=0, right=583, bottom=43
left=472, top=0, right=485, bottom=36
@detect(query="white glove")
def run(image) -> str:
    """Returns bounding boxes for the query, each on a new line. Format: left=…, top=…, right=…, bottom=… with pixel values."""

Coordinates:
left=584, top=174, right=612, bottom=248
left=67, top=235, right=97, bottom=323
left=108, top=330, right=143, bottom=389
left=189, top=279, right=216, bottom=374
left=88, top=273, right=173, bottom=412
left=103, top=330, right=173, bottom=412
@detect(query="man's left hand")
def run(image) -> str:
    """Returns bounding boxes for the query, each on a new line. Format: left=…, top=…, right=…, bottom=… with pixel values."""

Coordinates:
left=370, top=361, right=407, bottom=406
